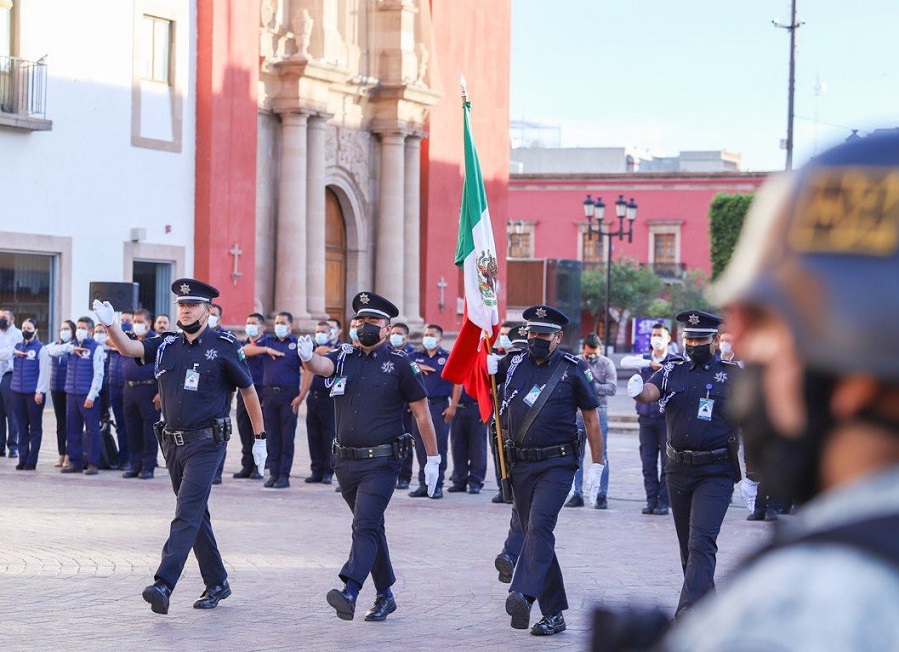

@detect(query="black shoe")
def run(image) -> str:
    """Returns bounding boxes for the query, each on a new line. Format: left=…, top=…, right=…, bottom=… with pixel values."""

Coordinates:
left=274, top=477, right=290, bottom=489
left=8, top=448, right=17, bottom=458
left=408, top=485, right=428, bottom=498
left=233, top=468, right=253, bottom=479
left=142, top=581, right=172, bottom=615
left=83, top=465, right=99, bottom=476
left=212, top=476, right=222, bottom=485
left=447, top=484, right=467, bottom=493
left=264, top=476, right=278, bottom=488
left=746, top=509, right=766, bottom=521
left=594, top=495, right=608, bottom=510
left=468, top=485, right=482, bottom=494
left=430, top=487, right=444, bottom=499
left=122, top=469, right=140, bottom=478
left=326, top=588, right=356, bottom=621
left=322, top=475, right=333, bottom=485
left=0, top=450, right=5, bottom=457
left=495, top=553, right=514, bottom=584
left=505, top=591, right=532, bottom=630
left=395, top=479, right=410, bottom=490
left=642, top=501, right=657, bottom=514
left=250, top=469, right=263, bottom=480
left=364, top=594, right=397, bottom=622
left=492, top=493, right=505, bottom=504
left=564, top=495, right=584, bottom=508
left=139, top=470, right=154, bottom=480
left=23, top=463, right=35, bottom=470
left=193, top=580, right=231, bottom=609
left=531, top=612, right=566, bottom=636
left=60, top=464, right=83, bottom=474
left=653, top=505, right=669, bottom=516
left=15, top=463, right=25, bottom=470
left=764, top=510, right=779, bottom=522
left=304, top=476, right=323, bottom=484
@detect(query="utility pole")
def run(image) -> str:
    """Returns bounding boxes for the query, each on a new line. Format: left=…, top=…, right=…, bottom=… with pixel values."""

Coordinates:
left=774, top=0, right=804, bottom=170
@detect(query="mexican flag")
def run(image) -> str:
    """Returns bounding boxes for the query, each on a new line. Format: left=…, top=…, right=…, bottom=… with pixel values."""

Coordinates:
left=442, top=96, right=501, bottom=422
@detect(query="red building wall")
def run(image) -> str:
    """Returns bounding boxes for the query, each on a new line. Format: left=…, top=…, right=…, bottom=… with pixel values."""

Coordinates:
left=421, top=0, right=512, bottom=333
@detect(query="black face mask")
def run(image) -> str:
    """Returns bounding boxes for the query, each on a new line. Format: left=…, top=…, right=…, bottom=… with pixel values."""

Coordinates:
left=177, top=319, right=203, bottom=335
left=685, top=343, right=712, bottom=364
left=0, top=318, right=7, bottom=330
left=729, top=364, right=836, bottom=506
left=22, top=330, right=34, bottom=340
left=357, top=322, right=383, bottom=347
left=528, top=337, right=553, bottom=360
left=586, top=354, right=598, bottom=364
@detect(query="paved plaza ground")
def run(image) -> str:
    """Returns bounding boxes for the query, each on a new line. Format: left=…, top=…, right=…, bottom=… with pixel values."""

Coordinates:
left=0, top=385, right=771, bottom=651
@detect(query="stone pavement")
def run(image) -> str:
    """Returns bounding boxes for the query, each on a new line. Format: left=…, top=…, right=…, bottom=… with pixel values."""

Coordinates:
left=0, top=389, right=772, bottom=651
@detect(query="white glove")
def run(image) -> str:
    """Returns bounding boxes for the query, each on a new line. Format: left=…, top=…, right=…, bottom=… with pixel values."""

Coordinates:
left=627, top=374, right=644, bottom=398
left=92, top=300, right=115, bottom=327
left=424, top=455, right=441, bottom=496
left=252, top=438, right=267, bottom=475
left=587, top=463, right=605, bottom=506
left=740, top=477, right=759, bottom=512
left=486, top=353, right=503, bottom=375
left=620, top=355, right=652, bottom=370
left=297, top=335, right=314, bottom=362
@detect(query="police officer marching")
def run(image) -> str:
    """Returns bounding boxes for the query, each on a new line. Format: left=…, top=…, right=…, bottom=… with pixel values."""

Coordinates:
left=486, top=305, right=604, bottom=636
left=97, top=278, right=266, bottom=615
left=627, top=309, right=740, bottom=618
left=298, top=291, right=440, bottom=623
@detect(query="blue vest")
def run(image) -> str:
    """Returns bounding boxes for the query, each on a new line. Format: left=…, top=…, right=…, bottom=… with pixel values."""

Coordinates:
left=50, top=350, right=68, bottom=393
left=11, top=339, right=43, bottom=393
left=107, top=349, right=125, bottom=396
left=65, top=338, right=99, bottom=395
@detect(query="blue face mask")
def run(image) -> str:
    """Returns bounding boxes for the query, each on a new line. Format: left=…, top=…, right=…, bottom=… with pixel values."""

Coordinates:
left=422, top=336, right=439, bottom=351
left=274, top=324, right=290, bottom=339
left=349, top=327, right=359, bottom=342
left=499, top=335, right=513, bottom=350
left=314, top=332, right=330, bottom=345
left=389, top=334, right=405, bottom=348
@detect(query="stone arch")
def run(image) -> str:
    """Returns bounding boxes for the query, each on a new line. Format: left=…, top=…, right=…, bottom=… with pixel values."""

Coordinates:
left=325, top=165, right=371, bottom=306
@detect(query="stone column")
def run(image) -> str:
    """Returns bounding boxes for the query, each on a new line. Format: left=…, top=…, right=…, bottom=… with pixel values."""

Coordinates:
left=403, top=134, right=423, bottom=327
left=305, top=115, right=328, bottom=319
left=274, top=112, right=310, bottom=320
left=375, top=131, right=406, bottom=312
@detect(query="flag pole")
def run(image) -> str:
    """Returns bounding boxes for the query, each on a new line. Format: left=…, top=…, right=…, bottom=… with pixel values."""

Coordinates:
left=482, top=329, right=512, bottom=502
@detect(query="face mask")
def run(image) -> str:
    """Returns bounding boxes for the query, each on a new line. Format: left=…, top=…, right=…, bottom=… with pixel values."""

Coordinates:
left=685, top=343, right=712, bottom=364
left=60, top=329, right=72, bottom=343
left=499, top=335, right=513, bottom=350
left=314, top=332, right=330, bottom=345
left=422, top=336, right=439, bottom=351
left=94, top=333, right=108, bottom=345
left=528, top=337, right=552, bottom=360
left=720, top=342, right=733, bottom=357
left=208, top=315, right=220, bottom=328
left=76, top=328, right=90, bottom=341
left=132, top=323, right=148, bottom=336
left=0, top=318, right=7, bottom=330
left=245, top=324, right=260, bottom=338
left=650, top=336, right=666, bottom=350
left=330, top=327, right=339, bottom=340
left=586, top=353, right=598, bottom=363
left=389, top=333, right=405, bottom=348
left=274, top=324, right=290, bottom=339
left=359, top=322, right=383, bottom=347
left=22, top=330, right=35, bottom=341
left=349, top=327, right=359, bottom=342
left=177, top=319, right=202, bottom=335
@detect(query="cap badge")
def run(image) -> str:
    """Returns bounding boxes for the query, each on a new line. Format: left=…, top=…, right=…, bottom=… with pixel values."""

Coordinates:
left=359, top=293, right=371, bottom=305
left=180, top=283, right=191, bottom=295
left=536, top=307, right=547, bottom=318
left=518, top=326, right=527, bottom=336
left=688, top=314, right=700, bottom=325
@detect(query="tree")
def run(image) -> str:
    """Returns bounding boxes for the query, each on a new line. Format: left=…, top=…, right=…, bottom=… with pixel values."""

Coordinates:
left=709, top=192, right=754, bottom=279
left=668, top=269, right=716, bottom=314
left=581, top=258, right=663, bottom=343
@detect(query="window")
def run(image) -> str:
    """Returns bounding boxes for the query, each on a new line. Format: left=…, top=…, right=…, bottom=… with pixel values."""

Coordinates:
left=581, top=231, right=604, bottom=269
left=647, top=221, right=684, bottom=280
left=141, top=15, right=172, bottom=84
left=507, top=220, right=536, bottom=259
left=133, top=260, right=173, bottom=318
left=0, top=250, right=57, bottom=334
left=0, top=0, right=12, bottom=59
left=653, top=233, right=677, bottom=264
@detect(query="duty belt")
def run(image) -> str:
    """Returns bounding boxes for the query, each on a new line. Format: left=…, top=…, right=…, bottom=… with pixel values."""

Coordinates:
left=162, top=428, right=215, bottom=445
left=309, top=390, right=330, bottom=399
left=509, top=442, right=577, bottom=462
left=126, top=379, right=156, bottom=387
left=666, top=443, right=729, bottom=466
left=456, top=402, right=477, bottom=409
left=332, top=441, right=398, bottom=460
left=264, top=386, right=296, bottom=394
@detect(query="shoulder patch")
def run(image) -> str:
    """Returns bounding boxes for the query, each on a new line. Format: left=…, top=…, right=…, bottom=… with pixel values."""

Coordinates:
left=410, top=361, right=422, bottom=375
left=341, top=343, right=355, bottom=355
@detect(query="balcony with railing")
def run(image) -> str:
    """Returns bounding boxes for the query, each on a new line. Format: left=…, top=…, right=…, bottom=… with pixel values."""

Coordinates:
left=0, top=56, right=52, bottom=131
left=641, top=262, right=687, bottom=280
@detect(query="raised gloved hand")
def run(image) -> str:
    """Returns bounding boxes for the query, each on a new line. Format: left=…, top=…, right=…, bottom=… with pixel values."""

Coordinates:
left=740, top=477, right=759, bottom=513
left=486, top=353, right=503, bottom=375
left=252, top=438, right=267, bottom=476
left=587, top=463, right=605, bottom=506
left=297, top=335, right=314, bottom=362
left=620, top=355, right=652, bottom=370
left=424, top=455, right=441, bottom=496
left=627, top=374, right=644, bottom=399
left=92, top=300, right=115, bottom=327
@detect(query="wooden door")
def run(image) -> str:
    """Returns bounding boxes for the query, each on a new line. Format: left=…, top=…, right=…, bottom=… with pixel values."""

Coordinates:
left=325, top=188, right=347, bottom=323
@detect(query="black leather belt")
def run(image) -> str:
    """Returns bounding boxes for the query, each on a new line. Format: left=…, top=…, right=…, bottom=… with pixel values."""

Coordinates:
left=126, top=379, right=155, bottom=387
left=162, top=428, right=215, bottom=446
left=430, top=396, right=450, bottom=404
left=264, top=386, right=297, bottom=394
left=666, top=443, right=729, bottom=465
left=457, top=402, right=477, bottom=409
left=310, top=390, right=330, bottom=399
left=332, top=441, right=397, bottom=460
left=510, top=443, right=577, bottom=462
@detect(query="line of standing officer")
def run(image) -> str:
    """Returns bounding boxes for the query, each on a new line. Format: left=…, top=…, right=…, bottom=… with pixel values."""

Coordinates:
left=10, top=317, right=49, bottom=470
left=298, top=320, right=339, bottom=484
left=121, top=309, right=161, bottom=479
left=233, top=312, right=266, bottom=480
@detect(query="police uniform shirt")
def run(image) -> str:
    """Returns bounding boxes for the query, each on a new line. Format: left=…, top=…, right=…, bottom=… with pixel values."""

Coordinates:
left=139, top=328, right=252, bottom=431
left=242, top=337, right=265, bottom=386
left=256, top=333, right=302, bottom=388
left=497, top=347, right=599, bottom=447
left=409, top=347, right=453, bottom=399
left=647, top=356, right=738, bottom=451
left=325, top=342, right=427, bottom=447
left=311, top=343, right=340, bottom=394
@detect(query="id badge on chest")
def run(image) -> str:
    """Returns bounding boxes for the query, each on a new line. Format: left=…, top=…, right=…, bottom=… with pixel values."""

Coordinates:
left=523, top=384, right=542, bottom=407
left=697, top=397, right=714, bottom=421
left=184, top=367, right=200, bottom=392
left=330, top=376, right=347, bottom=397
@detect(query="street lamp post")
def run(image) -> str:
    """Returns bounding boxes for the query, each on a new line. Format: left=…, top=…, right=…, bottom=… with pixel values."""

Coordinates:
left=583, top=193, right=638, bottom=356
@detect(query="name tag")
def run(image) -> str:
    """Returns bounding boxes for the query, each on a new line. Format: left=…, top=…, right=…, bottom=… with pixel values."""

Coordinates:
left=184, top=368, right=200, bottom=392
left=330, top=376, right=347, bottom=397
left=523, top=384, right=542, bottom=407
left=697, top=397, right=714, bottom=421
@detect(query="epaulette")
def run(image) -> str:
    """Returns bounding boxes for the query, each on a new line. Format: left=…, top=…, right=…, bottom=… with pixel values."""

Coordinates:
left=389, top=349, right=408, bottom=358
left=218, top=331, right=237, bottom=343
left=721, top=359, right=739, bottom=366
left=563, top=353, right=581, bottom=365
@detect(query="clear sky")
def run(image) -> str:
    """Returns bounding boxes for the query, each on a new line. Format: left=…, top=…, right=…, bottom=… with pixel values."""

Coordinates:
left=510, top=0, right=899, bottom=171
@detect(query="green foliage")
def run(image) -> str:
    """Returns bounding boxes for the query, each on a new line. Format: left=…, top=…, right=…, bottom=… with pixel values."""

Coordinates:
left=581, top=258, right=664, bottom=322
left=646, top=298, right=672, bottom=319
left=709, top=192, right=754, bottom=280
left=668, top=269, right=715, bottom=314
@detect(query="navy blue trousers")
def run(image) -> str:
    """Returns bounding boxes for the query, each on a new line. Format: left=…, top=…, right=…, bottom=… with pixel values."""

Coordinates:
left=110, top=389, right=129, bottom=467
left=502, top=503, right=524, bottom=563
left=306, top=390, right=336, bottom=479
left=448, top=404, right=488, bottom=489
left=234, top=386, right=262, bottom=472
left=411, top=397, right=449, bottom=488
left=398, top=408, right=414, bottom=483
left=51, top=390, right=67, bottom=455
left=666, top=462, right=734, bottom=614
left=66, top=393, right=101, bottom=468
left=639, top=418, right=669, bottom=507
left=509, top=456, right=577, bottom=615
left=334, top=455, right=401, bottom=591
left=123, top=384, right=160, bottom=473
left=156, top=438, right=228, bottom=589
left=11, top=390, right=43, bottom=466
left=0, top=371, right=18, bottom=453
left=263, top=387, right=299, bottom=478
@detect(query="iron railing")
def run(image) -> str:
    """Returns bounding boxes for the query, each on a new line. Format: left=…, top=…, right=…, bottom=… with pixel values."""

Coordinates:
left=642, top=262, right=687, bottom=279
left=0, top=56, right=48, bottom=118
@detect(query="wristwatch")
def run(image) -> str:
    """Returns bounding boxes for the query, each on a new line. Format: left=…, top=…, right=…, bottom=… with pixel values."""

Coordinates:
left=254, top=431, right=267, bottom=440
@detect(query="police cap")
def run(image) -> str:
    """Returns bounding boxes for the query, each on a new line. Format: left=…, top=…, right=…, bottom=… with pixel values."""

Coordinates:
left=172, top=278, right=220, bottom=304
left=676, top=309, right=723, bottom=338
left=523, top=305, right=569, bottom=334
left=352, top=291, right=399, bottom=320
left=510, top=323, right=529, bottom=348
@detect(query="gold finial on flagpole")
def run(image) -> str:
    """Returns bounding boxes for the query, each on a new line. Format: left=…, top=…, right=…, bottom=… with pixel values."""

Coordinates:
left=460, top=73, right=469, bottom=103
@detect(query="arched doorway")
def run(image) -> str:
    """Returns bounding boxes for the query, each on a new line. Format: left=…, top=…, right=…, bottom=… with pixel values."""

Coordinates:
left=325, top=187, right=347, bottom=323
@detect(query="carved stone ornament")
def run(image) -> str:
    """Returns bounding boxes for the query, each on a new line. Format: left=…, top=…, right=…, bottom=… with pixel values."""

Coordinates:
left=292, top=9, right=314, bottom=57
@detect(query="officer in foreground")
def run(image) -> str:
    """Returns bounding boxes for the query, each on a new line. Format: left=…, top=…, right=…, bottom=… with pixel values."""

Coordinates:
left=487, top=305, right=603, bottom=636
left=298, top=291, right=440, bottom=622
left=627, top=310, right=740, bottom=617
left=661, top=132, right=899, bottom=650
left=96, top=278, right=265, bottom=615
